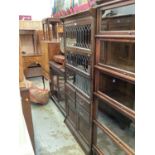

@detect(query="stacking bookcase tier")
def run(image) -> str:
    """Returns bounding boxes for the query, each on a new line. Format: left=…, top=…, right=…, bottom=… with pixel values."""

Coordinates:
left=96, top=0, right=135, bottom=35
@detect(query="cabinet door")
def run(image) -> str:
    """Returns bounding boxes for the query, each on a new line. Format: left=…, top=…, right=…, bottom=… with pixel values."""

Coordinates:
left=77, top=114, right=91, bottom=145
left=67, top=103, right=77, bottom=129
left=66, top=84, right=77, bottom=128
left=76, top=93, right=91, bottom=145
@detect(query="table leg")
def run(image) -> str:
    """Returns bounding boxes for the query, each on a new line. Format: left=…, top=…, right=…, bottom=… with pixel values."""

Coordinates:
left=42, top=76, right=45, bottom=89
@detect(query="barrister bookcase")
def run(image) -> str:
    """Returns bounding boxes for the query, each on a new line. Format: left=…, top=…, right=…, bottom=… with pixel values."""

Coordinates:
left=61, top=8, right=96, bottom=155
left=92, top=0, right=135, bottom=155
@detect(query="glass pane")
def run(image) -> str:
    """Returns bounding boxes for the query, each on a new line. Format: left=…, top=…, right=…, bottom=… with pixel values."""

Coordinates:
left=96, top=126, right=127, bottom=155
left=101, top=4, right=135, bottom=31
left=65, top=26, right=76, bottom=47
left=100, top=41, right=135, bottom=72
left=65, top=24, right=91, bottom=49
left=66, top=68, right=91, bottom=96
left=66, top=51, right=91, bottom=73
left=96, top=98, right=135, bottom=150
left=99, top=72, right=135, bottom=110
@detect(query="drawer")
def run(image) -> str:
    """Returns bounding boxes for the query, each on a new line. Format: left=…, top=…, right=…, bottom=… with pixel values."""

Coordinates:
left=65, top=84, right=76, bottom=100
left=76, top=92, right=91, bottom=113
left=23, top=56, right=42, bottom=63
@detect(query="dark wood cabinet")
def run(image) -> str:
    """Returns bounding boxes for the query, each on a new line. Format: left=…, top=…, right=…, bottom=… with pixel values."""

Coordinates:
left=49, top=61, right=66, bottom=116
left=93, top=0, right=135, bottom=155
left=61, top=9, right=96, bottom=155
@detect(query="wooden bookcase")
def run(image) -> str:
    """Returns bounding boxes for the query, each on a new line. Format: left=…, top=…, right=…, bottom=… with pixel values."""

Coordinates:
left=41, top=17, right=66, bottom=116
left=42, top=17, right=63, bottom=41
left=61, top=8, right=96, bottom=155
left=92, top=0, right=135, bottom=155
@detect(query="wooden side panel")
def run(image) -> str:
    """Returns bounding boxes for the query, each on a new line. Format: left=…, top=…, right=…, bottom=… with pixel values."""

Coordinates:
left=48, top=43, right=60, bottom=61
left=19, top=46, right=24, bottom=82
left=20, top=88, right=35, bottom=152
left=41, top=42, right=49, bottom=79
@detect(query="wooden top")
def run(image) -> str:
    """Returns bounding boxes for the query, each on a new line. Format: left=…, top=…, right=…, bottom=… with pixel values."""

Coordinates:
left=49, top=61, right=65, bottom=73
left=19, top=20, right=42, bottom=30
left=22, top=53, right=42, bottom=57
left=60, top=8, right=96, bottom=21
left=48, top=18, right=60, bottom=23
left=42, top=17, right=60, bottom=24
left=94, top=0, right=135, bottom=9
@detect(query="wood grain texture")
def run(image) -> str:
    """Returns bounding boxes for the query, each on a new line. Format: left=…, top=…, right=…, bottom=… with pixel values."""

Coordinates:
left=41, top=41, right=60, bottom=80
